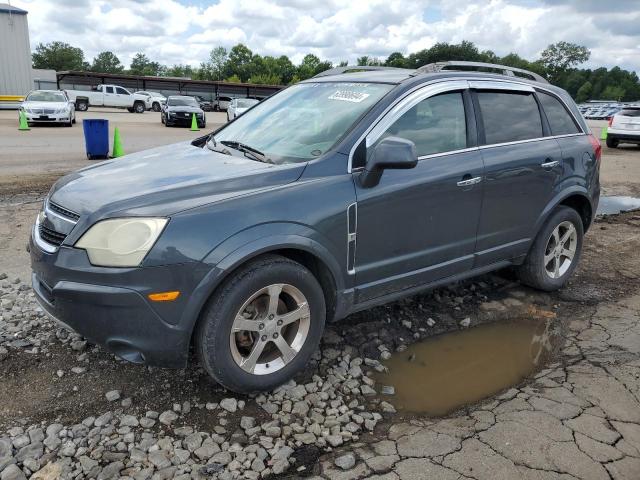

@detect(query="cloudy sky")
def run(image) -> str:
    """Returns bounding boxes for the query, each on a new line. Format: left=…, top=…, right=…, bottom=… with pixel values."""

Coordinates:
left=11, top=0, right=640, bottom=73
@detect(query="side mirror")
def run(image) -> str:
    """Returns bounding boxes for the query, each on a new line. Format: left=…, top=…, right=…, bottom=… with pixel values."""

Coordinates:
left=359, top=136, right=418, bottom=188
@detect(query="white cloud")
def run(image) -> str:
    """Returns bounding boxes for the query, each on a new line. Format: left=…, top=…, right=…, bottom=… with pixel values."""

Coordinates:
left=12, top=0, right=640, bottom=73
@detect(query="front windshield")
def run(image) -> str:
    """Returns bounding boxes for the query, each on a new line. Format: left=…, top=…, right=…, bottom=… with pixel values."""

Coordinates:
left=237, top=99, right=259, bottom=108
left=210, top=82, right=393, bottom=164
left=26, top=91, right=66, bottom=102
left=168, top=97, right=198, bottom=107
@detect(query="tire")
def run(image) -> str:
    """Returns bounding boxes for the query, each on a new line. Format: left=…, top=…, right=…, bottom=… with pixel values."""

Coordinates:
left=66, top=118, right=72, bottom=127
left=196, top=254, right=326, bottom=393
left=72, top=114, right=76, bottom=124
left=606, top=137, right=619, bottom=148
left=134, top=102, right=145, bottom=114
left=152, top=102, right=161, bottom=112
left=76, top=101, right=88, bottom=112
left=516, top=206, right=584, bottom=291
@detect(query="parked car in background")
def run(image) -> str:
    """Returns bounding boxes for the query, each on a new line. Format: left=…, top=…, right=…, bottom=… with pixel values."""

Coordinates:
left=227, top=98, right=259, bottom=121
left=606, top=105, right=640, bottom=148
left=135, top=91, right=166, bottom=112
left=65, top=85, right=150, bottom=113
left=193, top=95, right=213, bottom=111
left=214, top=96, right=232, bottom=111
left=161, top=96, right=205, bottom=128
left=30, top=62, right=599, bottom=393
left=20, top=90, right=76, bottom=127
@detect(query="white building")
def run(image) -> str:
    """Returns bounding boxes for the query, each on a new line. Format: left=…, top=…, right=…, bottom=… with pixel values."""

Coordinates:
left=0, top=3, right=32, bottom=101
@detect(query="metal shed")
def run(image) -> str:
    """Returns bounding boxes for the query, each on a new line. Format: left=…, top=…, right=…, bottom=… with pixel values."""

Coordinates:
left=56, top=71, right=284, bottom=102
left=0, top=3, right=32, bottom=102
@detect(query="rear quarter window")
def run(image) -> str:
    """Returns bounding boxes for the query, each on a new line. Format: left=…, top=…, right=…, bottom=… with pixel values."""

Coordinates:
left=477, top=91, right=543, bottom=144
left=538, top=92, right=581, bottom=135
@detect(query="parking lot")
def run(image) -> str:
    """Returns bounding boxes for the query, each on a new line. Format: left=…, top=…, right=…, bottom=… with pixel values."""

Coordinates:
left=0, top=109, right=227, bottom=194
left=1, top=112, right=640, bottom=479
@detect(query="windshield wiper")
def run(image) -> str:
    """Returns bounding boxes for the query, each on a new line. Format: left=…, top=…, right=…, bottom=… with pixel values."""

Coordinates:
left=220, top=140, right=273, bottom=164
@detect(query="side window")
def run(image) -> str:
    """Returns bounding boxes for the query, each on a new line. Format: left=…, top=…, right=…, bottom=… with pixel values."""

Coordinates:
left=538, top=91, right=580, bottom=136
left=477, top=91, right=543, bottom=144
left=116, top=87, right=128, bottom=95
left=379, top=92, right=467, bottom=157
left=105, top=86, right=114, bottom=94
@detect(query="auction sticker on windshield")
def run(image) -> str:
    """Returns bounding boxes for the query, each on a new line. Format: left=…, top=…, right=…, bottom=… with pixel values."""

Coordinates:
left=328, top=90, right=371, bottom=103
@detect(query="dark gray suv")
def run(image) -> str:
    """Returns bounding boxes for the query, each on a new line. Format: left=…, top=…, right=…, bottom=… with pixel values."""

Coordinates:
left=30, top=62, right=600, bottom=393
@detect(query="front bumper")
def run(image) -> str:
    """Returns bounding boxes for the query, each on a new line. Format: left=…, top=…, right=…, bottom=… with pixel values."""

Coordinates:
left=24, top=111, right=72, bottom=123
left=29, top=233, right=208, bottom=367
left=166, top=114, right=204, bottom=125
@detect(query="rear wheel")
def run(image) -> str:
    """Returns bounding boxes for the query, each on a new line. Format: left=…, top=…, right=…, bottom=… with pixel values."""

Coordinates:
left=606, top=137, right=619, bottom=148
left=196, top=255, right=326, bottom=393
left=516, top=206, right=583, bottom=291
left=76, top=100, right=88, bottom=112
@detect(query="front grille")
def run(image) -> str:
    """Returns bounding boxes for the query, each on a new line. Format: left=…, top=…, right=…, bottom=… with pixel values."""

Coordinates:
left=48, top=201, right=80, bottom=221
left=39, top=224, right=66, bottom=247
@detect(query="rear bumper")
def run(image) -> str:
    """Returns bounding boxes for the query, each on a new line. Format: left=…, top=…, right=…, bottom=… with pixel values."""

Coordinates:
left=607, top=130, right=640, bottom=144
left=30, top=234, right=209, bottom=368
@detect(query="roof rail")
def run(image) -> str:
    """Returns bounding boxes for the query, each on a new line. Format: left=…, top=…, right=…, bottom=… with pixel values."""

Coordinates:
left=417, top=61, right=549, bottom=84
left=312, top=66, right=406, bottom=78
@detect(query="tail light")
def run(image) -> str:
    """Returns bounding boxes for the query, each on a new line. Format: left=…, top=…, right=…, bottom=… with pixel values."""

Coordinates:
left=608, top=116, right=614, bottom=126
left=588, top=134, right=601, bottom=164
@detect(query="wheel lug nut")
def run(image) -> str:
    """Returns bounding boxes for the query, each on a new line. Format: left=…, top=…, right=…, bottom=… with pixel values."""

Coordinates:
left=258, top=323, right=264, bottom=330
left=272, top=332, right=279, bottom=339
left=277, top=320, right=283, bottom=326
left=269, top=314, right=274, bottom=320
left=261, top=335, right=267, bottom=342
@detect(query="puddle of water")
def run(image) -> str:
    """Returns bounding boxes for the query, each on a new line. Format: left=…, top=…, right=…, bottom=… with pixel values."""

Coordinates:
left=597, top=196, right=640, bottom=216
left=373, top=318, right=558, bottom=415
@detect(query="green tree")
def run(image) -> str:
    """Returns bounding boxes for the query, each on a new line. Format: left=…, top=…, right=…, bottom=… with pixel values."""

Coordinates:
left=226, top=44, right=254, bottom=81
left=357, top=56, right=381, bottom=66
left=209, top=46, right=228, bottom=80
left=32, top=41, right=88, bottom=71
left=129, top=53, right=162, bottom=76
left=226, top=74, right=242, bottom=83
left=601, top=85, right=625, bottom=101
left=384, top=52, right=407, bottom=68
left=539, top=41, right=590, bottom=82
left=90, top=51, right=124, bottom=73
left=576, top=81, right=593, bottom=103
left=406, top=41, right=493, bottom=69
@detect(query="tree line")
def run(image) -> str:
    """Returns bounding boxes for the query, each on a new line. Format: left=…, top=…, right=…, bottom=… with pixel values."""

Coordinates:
left=32, top=40, right=640, bottom=102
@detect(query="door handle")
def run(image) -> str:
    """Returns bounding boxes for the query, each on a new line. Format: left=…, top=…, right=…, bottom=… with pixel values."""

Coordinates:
left=456, top=176, right=482, bottom=187
left=541, top=160, right=560, bottom=169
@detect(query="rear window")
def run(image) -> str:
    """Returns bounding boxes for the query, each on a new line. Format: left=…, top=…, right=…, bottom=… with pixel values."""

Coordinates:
left=620, top=108, right=640, bottom=117
left=538, top=92, right=581, bottom=136
left=477, top=91, right=543, bottom=144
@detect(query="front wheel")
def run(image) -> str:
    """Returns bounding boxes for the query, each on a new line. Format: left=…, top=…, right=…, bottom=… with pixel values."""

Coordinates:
left=134, top=102, right=145, bottom=113
left=516, top=206, right=584, bottom=291
left=152, top=102, right=161, bottom=112
left=196, top=255, right=326, bottom=393
left=606, top=137, right=619, bottom=148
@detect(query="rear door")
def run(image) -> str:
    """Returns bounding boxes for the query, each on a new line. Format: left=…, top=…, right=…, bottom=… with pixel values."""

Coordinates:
left=472, top=82, right=563, bottom=267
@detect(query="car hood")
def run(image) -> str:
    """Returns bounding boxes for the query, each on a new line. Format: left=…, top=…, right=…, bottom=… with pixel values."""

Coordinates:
left=166, top=105, right=202, bottom=113
left=49, top=142, right=305, bottom=217
left=23, top=101, right=68, bottom=109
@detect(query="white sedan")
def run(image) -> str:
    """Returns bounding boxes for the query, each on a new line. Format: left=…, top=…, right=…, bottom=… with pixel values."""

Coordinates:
left=20, top=90, right=76, bottom=126
left=227, top=98, right=259, bottom=121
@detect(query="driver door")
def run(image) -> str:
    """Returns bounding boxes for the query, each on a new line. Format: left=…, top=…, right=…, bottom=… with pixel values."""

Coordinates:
left=352, top=82, right=485, bottom=303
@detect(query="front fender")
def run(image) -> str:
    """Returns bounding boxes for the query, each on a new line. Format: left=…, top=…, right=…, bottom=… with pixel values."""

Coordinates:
left=176, top=223, right=348, bottom=345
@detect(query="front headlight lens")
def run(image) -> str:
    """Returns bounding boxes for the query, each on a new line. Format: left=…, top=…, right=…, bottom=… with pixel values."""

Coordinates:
left=75, top=218, right=167, bottom=267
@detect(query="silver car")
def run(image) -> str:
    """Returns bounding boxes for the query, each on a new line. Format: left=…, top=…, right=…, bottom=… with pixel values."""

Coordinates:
left=227, top=98, right=259, bottom=121
left=20, top=90, right=76, bottom=126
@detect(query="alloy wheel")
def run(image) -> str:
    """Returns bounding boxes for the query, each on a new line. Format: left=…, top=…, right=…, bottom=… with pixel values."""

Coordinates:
left=544, top=221, right=577, bottom=279
left=229, top=283, right=310, bottom=375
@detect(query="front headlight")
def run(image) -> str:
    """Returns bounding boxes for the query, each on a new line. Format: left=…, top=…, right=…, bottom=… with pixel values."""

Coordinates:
left=75, top=218, right=167, bottom=267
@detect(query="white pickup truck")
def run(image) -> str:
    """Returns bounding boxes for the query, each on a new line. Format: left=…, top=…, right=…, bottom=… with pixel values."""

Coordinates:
left=65, top=85, right=151, bottom=113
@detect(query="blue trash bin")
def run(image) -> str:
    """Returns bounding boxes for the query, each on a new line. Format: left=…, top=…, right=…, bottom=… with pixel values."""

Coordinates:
left=82, top=119, right=109, bottom=160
